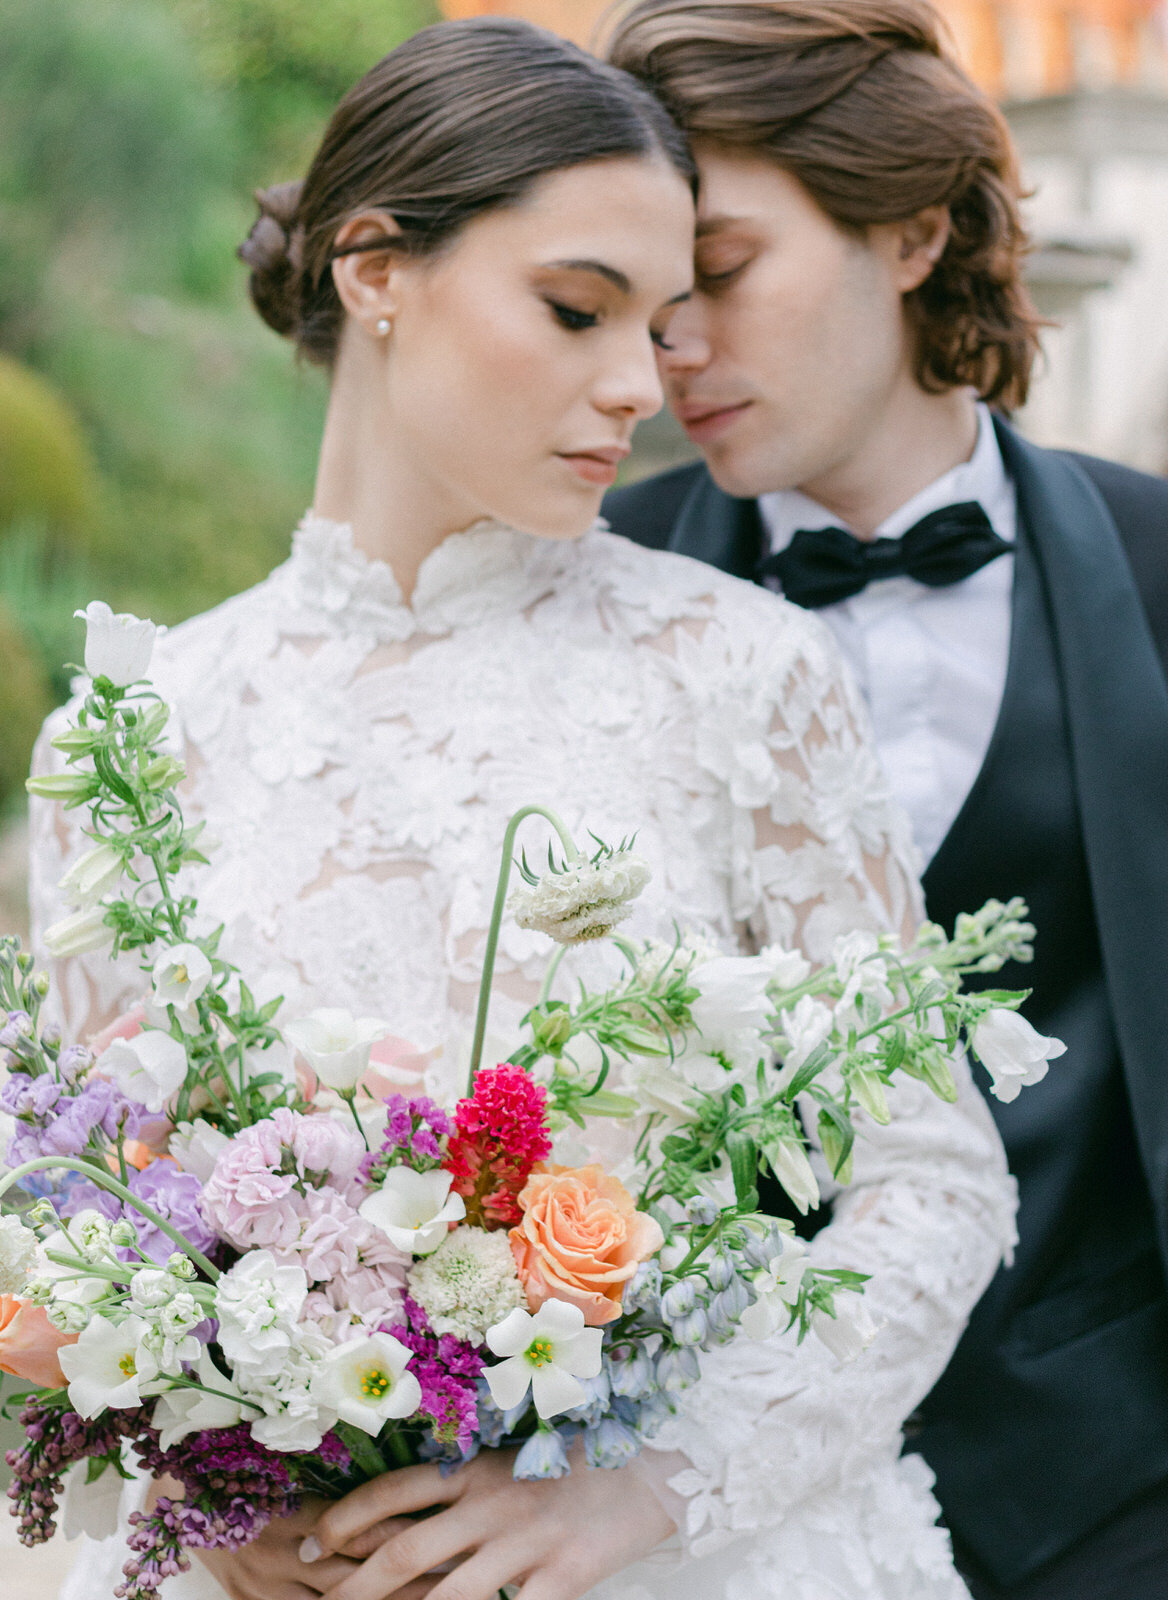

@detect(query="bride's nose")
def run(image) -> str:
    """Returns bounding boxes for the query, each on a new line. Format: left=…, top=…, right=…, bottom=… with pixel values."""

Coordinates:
left=591, top=334, right=666, bottom=423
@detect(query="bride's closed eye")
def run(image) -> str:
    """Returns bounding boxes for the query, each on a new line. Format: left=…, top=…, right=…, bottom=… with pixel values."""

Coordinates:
left=546, top=299, right=600, bottom=332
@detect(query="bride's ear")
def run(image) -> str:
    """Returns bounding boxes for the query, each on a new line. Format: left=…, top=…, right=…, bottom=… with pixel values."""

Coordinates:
left=330, top=209, right=406, bottom=333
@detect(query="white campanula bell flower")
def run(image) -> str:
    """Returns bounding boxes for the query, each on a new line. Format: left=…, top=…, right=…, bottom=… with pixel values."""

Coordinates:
left=42, top=905, right=115, bottom=961
left=972, top=1008, right=1067, bottom=1103
left=57, top=842, right=125, bottom=909
left=740, top=1235, right=810, bottom=1340
left=151, top=1347, right=247, bottom=1450
left=283, top=1007, right=388, bottom=1091
left=310, top=1332, right=422, bottom=1434
left=152, top=943, right=213, bottom=1010
left=358, top=1167, right=466, bottom=1256
left=97, top=1029, right=188, bottom=1114
left=484, top=1298, right=603, bottom=1420
left=811, top=1298, right=881, bottom=1363
left=74, top=601, right=159, bottom=687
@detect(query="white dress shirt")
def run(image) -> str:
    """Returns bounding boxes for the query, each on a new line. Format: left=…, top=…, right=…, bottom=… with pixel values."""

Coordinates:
left=758, top=404, right=1017, bottom=866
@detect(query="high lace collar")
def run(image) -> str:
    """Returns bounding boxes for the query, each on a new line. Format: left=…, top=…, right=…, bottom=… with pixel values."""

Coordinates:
left=283, top=513, right=580, bottom=642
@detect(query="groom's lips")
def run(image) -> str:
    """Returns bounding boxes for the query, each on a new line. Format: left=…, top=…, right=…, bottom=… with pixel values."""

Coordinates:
left=675, top=400, right=752, bottom=443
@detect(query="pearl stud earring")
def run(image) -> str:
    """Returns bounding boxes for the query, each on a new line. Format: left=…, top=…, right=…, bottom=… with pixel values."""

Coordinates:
left=375, top=317, right=391, bottom=336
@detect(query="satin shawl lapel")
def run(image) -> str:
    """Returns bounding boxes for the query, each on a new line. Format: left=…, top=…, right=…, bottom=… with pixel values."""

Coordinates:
left=665, top=468, right=764, bottom=581
left=995, top=417, right=1168, bottom=1255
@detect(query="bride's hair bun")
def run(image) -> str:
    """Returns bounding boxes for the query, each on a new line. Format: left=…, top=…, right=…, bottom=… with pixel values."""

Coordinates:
left=237, top=180, right=305, bottom=339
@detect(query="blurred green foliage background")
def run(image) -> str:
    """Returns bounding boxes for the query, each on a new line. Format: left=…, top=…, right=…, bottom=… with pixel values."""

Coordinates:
left=0, top=0, right=436, bottom=811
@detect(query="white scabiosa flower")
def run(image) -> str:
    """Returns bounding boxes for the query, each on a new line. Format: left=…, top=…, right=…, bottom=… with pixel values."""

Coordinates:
left=74, top=601, right=158, bottom=687
left=0, top=1215, right=39, bottom=1295
left=97, top=1029, right=188, bottom=1114
left=58, top=1314, right=159, bottom=1417
left=152, top=943, right=213, bottom=1009
left=484, top=1299, right=603, bottom=1421
left=283, top=1008, right=388, bottom=1091
left=972, top=1008, right=1066, bottom=1103
left=407, top=1226, right=525, bottom=1344
left=311, top=1332, right=422, bottom=1435
left=57, top=843, right=125, bottom=909
left=359, top=1167, right=465, bottom=1256
left=509, top=850, right=651, bottom=945
left=43, top=906, right=115, bottom=960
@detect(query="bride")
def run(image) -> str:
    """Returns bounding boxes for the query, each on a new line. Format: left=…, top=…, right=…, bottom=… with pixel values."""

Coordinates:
left=29, top=17, right=1015, bottom=1600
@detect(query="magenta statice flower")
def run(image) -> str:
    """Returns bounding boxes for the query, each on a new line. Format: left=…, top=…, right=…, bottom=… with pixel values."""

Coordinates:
left=388, top=1297, right=482, bottom=1451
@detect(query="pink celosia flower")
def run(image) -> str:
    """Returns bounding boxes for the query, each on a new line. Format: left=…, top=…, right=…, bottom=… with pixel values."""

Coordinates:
left=444, top=1065, right=552, bottom=1229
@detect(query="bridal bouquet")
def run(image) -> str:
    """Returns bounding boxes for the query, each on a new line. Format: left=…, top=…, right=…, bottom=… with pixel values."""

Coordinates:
left=0, top=604, right=1062, bottom=1597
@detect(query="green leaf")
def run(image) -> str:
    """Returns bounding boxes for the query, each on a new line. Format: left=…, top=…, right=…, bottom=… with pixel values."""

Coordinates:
left=726, top=1131, right=758, bottom=1207
left=780, top=1042, right=832, bottom=1101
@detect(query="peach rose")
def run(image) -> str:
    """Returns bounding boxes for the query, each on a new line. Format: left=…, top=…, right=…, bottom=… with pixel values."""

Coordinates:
left=509, top=1164, right=664, bottom=1327
left=0, top=1296, right=75, bottom=1388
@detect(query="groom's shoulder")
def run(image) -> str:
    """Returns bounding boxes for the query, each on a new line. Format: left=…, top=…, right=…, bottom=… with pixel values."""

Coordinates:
left=602, top=461, right=709, bottom=550
left=1056, top=445, right=1168, bottom=528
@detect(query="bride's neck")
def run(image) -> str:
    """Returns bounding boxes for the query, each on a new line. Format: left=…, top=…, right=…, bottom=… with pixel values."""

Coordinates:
left=312, top=340, right=472, bottom=598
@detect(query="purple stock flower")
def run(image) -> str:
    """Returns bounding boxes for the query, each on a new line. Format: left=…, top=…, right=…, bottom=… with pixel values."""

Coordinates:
left=125, top=1165, right=218, bottom=1265
left=0, top=1073, right=63, bottom=1119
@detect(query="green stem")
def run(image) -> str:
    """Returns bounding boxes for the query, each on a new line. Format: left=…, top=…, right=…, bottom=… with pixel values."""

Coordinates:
left=537, top=944, right=569, bottom=1008
left=0, top=1158, right=220, bottom=1280
left=467, top=805, right=580, bottom=1094
left=342, top=1089, right=370, bottom=1151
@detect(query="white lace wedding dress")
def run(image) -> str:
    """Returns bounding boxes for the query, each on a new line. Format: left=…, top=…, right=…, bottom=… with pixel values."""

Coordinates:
left=29, top=516, right=1016, bottom=1600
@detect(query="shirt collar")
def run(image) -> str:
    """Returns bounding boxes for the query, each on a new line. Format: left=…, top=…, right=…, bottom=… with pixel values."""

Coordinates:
left=758, top=403, right=1017, bottom=557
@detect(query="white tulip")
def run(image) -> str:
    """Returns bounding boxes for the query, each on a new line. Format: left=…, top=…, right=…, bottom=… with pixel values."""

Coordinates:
left=310, top=1332, right=422, bottom=1435
left=485, top=1299, right=603, bottom=1420
left=43, top=906, right=115, bottom=960
left=972, top=1009, right=1067, bottom=1103
left=58, top=1314, right=159, bottom=1417
left=75, top=601, right=158, bottom=687
left=811, top=1299, right=880, bottom=1363
left=152, top=943, right=213, bottom=1009
left=359, top=1167, right=466, bottom=1256
left=58, top=843, right=125, bottom=909
left=283, top=1008, right=388, bottom=1091
left=97, top=1029, right=188, bottom=1113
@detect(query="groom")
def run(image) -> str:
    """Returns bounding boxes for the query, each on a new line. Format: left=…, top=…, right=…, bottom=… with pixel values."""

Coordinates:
left=604, top=2, right=1168, bottom=1596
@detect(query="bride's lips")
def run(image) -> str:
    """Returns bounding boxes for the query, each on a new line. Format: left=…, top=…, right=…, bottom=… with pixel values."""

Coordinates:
left=675, top=400, right=752, bottom=444
left=556, top=445, right=630, bottom=487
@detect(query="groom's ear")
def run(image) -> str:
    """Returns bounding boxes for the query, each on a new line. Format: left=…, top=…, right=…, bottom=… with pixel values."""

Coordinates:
left=882, top=205, right=952, bottom=295
left=330, top=209, right=407, bottom=329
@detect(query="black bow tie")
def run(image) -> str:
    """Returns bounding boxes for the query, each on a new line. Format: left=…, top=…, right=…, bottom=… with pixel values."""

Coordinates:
left=756, top=501, right=1011, bottom=609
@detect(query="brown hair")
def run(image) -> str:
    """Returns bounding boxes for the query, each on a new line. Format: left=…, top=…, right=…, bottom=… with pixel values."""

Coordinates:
left=239, top=17, right=694, bottom=367
left=605, top=0, right=1041, bottom=408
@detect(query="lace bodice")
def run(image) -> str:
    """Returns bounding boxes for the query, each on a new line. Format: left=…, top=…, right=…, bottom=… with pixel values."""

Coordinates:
left=29, top=516, right=1015, bottom=1593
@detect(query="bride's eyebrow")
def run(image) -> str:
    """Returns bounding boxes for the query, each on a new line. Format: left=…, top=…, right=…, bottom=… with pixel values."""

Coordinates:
left=542, top=259, right=632, bottom=293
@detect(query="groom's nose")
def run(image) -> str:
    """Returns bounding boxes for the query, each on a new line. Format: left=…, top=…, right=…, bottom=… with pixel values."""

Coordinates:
left=656, top=297, right=712, bottom=377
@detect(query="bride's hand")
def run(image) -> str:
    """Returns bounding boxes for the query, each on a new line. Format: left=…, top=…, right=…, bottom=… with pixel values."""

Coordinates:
left=304, top=1446, right=678, bottom=1600
left=194, top=1496, right=415, bottom=1599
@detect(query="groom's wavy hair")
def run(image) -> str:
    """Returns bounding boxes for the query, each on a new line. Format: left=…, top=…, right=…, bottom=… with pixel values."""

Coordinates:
left=605, top=0, right=1042, bottom=409
left=238, top=17, right=695, bottom=366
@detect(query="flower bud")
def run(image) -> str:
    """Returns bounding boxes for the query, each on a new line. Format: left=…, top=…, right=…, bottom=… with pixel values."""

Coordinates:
left=109, top=1219, right=139, bottom=1248
left=655, top=1347, right=700, bottom=1392
left=513, top=1429, right=571, bottom=1480
left=707, top=1254, right=735, bottom=1293
left=661, top=1279, right=700, bottom=1320
left=529, top=1006, right=573, bottom=1055
left=607, top=1346, right=654, bottom=1399
left=673, top=1307, right=709, bottom=1347
left=683, top=1196, right=718, bottom=1227
left=167, top=1253, right=197, bottom=1280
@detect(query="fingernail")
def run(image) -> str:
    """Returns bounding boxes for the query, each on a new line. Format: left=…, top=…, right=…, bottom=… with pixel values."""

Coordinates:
left=299, top=1535, right=323, bottom=1564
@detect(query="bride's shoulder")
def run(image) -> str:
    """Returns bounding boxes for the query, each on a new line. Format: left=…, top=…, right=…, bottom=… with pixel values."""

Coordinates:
left=579, top=524, right=843, bottom=677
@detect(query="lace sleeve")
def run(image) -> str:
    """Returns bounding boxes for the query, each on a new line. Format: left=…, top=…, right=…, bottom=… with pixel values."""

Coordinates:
left=27, top=706, right=145, bottom=1041
left=646, top=602, right=1018, bottom=1556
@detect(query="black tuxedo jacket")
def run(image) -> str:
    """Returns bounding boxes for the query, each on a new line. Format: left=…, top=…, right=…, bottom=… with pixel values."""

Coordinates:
left=604, top=417, right=1168, bottom=1583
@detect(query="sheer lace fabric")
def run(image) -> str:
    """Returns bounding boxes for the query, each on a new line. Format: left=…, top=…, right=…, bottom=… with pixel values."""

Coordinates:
left=30, top=518, right=1015, bottom=1599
